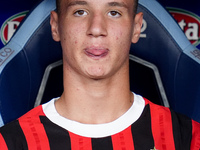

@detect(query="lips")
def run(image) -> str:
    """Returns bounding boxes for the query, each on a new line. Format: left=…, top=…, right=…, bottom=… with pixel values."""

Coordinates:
left=84, top=47, right=109, bottom=59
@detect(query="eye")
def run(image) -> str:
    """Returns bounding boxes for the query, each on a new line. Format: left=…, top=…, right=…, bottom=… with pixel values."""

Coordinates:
left=74, top=10, right=88, bottom=17
left=108, top=11, right=121, bottom=17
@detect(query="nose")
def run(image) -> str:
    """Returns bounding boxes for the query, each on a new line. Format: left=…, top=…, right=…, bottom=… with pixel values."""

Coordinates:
left=86, top=14, right=107, bottom=37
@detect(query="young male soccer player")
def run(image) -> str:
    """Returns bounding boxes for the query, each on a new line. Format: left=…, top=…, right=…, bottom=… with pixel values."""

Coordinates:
left=0, top=0, right=200, bottom=149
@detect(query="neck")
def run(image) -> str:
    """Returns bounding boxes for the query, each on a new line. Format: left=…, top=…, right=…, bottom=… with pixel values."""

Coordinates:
left=55, top=62, right=133, bottom=124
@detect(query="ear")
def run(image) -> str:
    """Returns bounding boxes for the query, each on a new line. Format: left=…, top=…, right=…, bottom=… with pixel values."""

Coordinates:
left=50, top=11, right=60, bottom=42
left=131, top=12, right=143, bottom=43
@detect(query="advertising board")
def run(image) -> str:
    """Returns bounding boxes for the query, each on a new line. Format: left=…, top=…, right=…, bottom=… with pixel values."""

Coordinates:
left=0, top=0, right=200, bottom=49
left=0, top=0, right=40, bottom=48
left=158, top=0, right=200, bottom=49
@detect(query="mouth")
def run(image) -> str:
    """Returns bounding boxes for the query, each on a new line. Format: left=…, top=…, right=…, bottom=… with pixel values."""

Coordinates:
left=84, top=47, right=109, bottom=59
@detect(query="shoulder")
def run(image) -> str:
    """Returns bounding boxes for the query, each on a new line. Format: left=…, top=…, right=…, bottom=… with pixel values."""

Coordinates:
left=0, top=105, right=45, bottom=149
left=0, top=98, right=55, bottom=136
left=18, top=105, right=45, bottom=121
left=0, top=119, right=26, bottom=149
left=0, top=105, right=44, bottom=131
left=144, top=97, right=198, bottom=129
left=0, top=106, right=44, bottom=134
left=144, top=98, right=200, bottom=149
left=144, top=98, right=173, bottom=121
left=0, top=104, right=44, bottom=128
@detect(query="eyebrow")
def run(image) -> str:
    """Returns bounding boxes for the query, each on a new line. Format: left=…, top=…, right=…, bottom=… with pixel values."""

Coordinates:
left=107, top=2, right=128, bottom=9
left=67, top=1, right=88, bottom=8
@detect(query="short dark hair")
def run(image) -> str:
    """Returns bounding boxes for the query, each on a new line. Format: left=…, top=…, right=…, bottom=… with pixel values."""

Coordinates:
left=133, top=0, right=138, bottom=17
left=56, top=0, right=61, bottom=14
left=134, top=0, right=138, bottom=14
left=56, top=0, right=138, bottom=15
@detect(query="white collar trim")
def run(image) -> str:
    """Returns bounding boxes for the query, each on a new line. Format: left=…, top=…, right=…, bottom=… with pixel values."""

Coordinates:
left=42, top=93, right=145, bottom=138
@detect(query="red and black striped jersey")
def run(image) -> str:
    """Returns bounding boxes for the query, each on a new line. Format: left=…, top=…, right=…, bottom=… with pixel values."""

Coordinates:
left=0, top=93, right=200, bottom=150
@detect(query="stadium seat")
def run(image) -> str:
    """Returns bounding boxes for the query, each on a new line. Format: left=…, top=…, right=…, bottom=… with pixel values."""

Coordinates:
left=0, top=0, right=200, bottom=127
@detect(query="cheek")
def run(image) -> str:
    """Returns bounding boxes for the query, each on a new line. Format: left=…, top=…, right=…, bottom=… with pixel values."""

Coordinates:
left=114, top=31, right=119, bottom=40
left=60, top=22, right=83, bottom=42
left=112, top=25, right=130, bottom=40
left=115, top=31, right=123, bottom=41
left=61, top=31, right=79, bottom=47
left=112, top=31, right=132, bottom=62
left=114, top=30, right=131, bottom=48
left=110, top=21, right=132, bottom=40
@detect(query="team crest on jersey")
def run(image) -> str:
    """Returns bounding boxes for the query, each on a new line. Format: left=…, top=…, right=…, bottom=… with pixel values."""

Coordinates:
left=0, top=11, right=28, bottom=45
left=167, top=7, right=200, bottom=47
left=151, top=147, right=158, bottom=150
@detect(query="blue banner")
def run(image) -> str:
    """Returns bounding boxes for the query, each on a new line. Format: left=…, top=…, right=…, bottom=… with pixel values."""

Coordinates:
left=0, top=0, right=40, bottom=48
left=158, top=0, right=200, bottom=49
left=0, top=0, right=200, bottom=49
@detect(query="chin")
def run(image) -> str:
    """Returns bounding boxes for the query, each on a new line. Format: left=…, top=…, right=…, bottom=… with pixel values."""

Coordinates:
left=86, top=66, right=106, bottom=75
left=85, top=71, right=108, bottom=80
left=87, top=72, right=106, bottom=80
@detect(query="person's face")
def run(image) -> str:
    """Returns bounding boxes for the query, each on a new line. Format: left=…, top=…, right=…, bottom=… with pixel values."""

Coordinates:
left=51, top=0, right=143, bottom=80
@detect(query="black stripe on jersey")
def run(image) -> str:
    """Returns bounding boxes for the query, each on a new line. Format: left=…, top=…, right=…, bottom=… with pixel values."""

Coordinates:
left=171, top=110, right=192, bottom=150
left=40, top=116, right=71, bottom=150
left=131, top=104, right=154, bottom=150
left=0, top=120, right=28, bottom=150
left=92, top=136, right=113, bottom=150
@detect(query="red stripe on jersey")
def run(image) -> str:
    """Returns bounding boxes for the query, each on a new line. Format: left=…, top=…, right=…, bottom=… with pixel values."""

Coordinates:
left=69, top=131, right=92, bottom=150
left=146, top=99, right=176, bottom=150
left=0, top=133, right=8, bottom=150
left=190, top=120, right=200, bottom=149
left=112, top=126, right=134, bottom=150
left=18, top=106, right=50, bottom=150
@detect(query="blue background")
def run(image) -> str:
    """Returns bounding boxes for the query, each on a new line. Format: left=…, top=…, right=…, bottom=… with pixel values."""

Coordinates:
left=0, top=0, right=200, bottom=48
